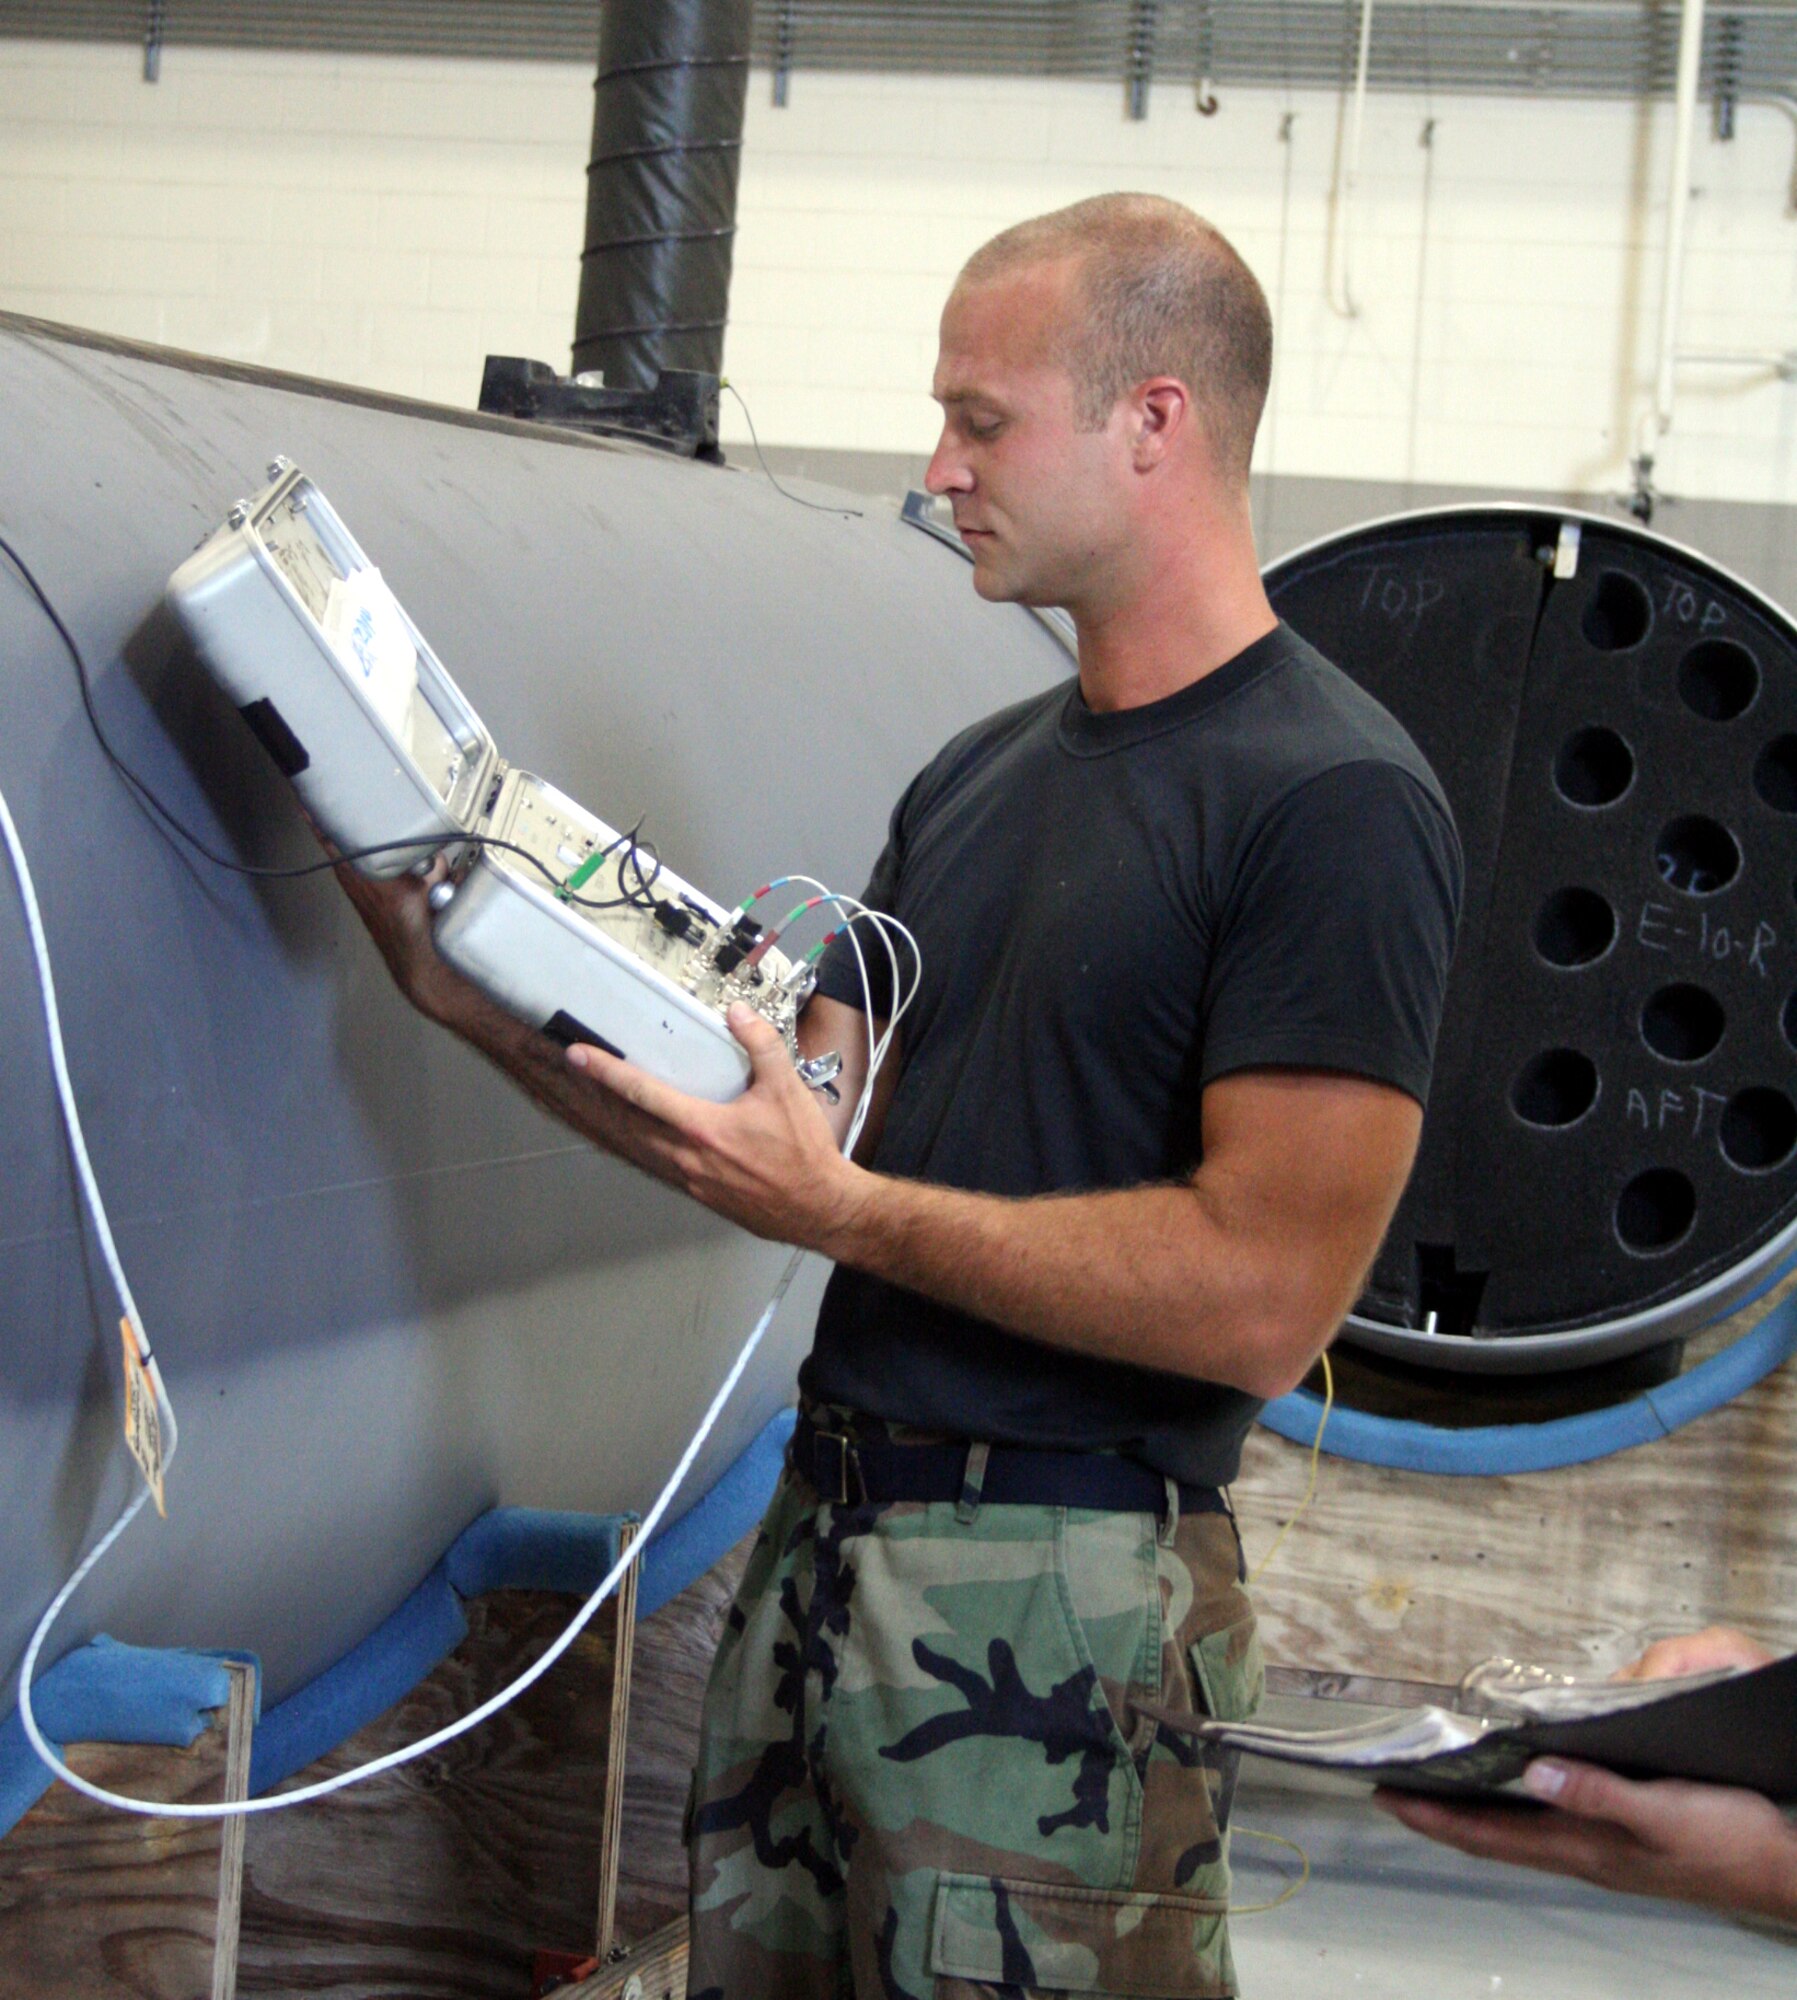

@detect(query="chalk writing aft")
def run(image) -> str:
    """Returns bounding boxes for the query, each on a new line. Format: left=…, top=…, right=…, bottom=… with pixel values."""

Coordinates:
left=1625, top=1082, right=1729, bottom=1137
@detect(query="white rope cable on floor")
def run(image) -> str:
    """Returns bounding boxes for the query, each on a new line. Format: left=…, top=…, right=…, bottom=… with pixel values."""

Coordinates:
left=4, top=766, right=919, bottom=1819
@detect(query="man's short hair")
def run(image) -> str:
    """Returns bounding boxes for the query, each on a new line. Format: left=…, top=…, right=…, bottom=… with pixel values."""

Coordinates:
left=959, top=193, right=1272, bottom=482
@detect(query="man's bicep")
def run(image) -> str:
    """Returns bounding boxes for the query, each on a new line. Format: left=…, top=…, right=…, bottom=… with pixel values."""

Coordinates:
left=1200, top=762, right=1461, bottom=1108
left=1195, top=1067, right=1423, bottom=1336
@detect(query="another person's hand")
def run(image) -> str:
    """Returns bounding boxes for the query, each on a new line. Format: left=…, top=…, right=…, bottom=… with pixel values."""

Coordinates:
left=1374, top=1628, right=1797, bottom=1923
left=1614, top=1625, right=1775, bottom=1682
left=1376, top=1761, right=1797, bottom=1923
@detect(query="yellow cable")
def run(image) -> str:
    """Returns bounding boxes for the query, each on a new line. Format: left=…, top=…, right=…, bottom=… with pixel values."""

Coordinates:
left=1247, top=1348, right=1334, bottom=1585
left=1227, top=1825, right=1312, bottom=1914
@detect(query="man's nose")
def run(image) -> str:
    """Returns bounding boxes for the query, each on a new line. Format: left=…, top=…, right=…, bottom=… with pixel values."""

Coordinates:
left=924, top=432, right=972, bottom=497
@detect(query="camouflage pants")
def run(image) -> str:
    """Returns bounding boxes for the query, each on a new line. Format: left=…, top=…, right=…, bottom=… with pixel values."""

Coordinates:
left=685, top=1416, right=1264, bottom=1999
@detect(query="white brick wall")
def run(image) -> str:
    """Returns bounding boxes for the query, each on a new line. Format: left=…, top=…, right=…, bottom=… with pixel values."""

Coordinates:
left=1, top=37, right=1795, bottom=501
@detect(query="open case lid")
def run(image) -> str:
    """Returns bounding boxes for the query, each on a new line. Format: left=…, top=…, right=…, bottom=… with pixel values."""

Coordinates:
left=169, top=462, right=500, bottom=865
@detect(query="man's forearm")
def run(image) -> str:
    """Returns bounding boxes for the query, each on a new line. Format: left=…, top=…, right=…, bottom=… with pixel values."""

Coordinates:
left=819, top=1171, right=1330, bottom=1399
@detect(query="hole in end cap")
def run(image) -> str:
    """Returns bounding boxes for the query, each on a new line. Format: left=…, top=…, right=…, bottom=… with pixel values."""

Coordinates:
left=1720, top=1087, right=1797, bottom=1172
left=1554, top=726, right=1634, bottom=808
left=1640, top=984, right=1726, bottom=1063
left=1754, top=736, right=1797, bottom=814
left=1511, top=1049, right=1599, bottom=1127
left=1535, top=887, right=1617, bottom=968
left=1581, top=571, right=1652, bottom=652
left=1655, top=816, right=1741, bottom=896
left=1615, top=1168, right=1696, bottom=1254
left=1677, top=639, right=1760, bottom=722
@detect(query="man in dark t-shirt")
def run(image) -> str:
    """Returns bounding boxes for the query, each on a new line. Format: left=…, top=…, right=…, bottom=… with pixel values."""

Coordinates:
left=338, top=195, right=1459, bottom=1998
left=802, top=625, right=1457, bottom=1492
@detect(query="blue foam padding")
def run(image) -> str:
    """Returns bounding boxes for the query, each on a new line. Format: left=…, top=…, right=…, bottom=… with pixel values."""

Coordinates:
left=1647, top=1288, right=1797, bottom=1430
left=1259, top=1281, right=1797, bottom=1475
left=638, top=1405, right=795, bottom=1619
left=1, top=1635, right=243, bottom=1839
left=249, top=1560, right=467, bottom=1794
left=445, top=1508, right=627, bottom=1600
left=8, top=1411, right=833, bottom=1816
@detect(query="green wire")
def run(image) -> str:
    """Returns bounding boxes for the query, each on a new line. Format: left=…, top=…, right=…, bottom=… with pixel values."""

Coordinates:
left=558, top=846, right=608, bottom=901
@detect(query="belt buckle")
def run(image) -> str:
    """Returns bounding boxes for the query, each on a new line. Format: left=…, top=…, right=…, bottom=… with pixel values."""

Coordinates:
left=813, top=1428, right=862, bottom=1506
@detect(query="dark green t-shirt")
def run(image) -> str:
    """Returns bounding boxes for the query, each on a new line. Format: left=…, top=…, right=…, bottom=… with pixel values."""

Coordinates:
left=804, top=622, right=1462, bottom=1486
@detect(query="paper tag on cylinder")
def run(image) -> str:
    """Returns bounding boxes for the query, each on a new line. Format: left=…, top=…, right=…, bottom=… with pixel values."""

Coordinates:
left=119, top=1316, right=167, bottom=1518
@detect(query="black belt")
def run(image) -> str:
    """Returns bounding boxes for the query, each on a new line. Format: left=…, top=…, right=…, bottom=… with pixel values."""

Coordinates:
left=791, top=1409, right=1226, bottom=1519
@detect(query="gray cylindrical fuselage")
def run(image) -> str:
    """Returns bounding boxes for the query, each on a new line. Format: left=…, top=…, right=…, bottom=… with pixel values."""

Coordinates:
left=0, top=317, right=1067, bottom=1706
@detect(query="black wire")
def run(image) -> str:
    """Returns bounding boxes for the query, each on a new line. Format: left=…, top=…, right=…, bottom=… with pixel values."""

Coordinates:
left=0, top=529, right=671, bottom=913
left=616, top=818, right=665, bottom=912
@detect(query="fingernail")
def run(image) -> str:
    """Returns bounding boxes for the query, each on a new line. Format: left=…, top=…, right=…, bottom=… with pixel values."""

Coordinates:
left=1522, top=1761, right=1567, bottom=1800
left=567, top=1047, right=588, bottom=1069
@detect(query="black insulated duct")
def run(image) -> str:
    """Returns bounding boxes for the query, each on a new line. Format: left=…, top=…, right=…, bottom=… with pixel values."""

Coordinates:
left=573, top=0, right=753, bottom=392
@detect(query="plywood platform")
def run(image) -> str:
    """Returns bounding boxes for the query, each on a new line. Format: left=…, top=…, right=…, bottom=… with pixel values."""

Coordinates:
left=1234, top=1300, right=1797, bottom=1688
left=238, top=1586, right=632, bottom=1999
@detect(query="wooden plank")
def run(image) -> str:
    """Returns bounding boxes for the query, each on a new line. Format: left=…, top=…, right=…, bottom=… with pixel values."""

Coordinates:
left=1236, top=1281, right=1797, bottom=1689
left=614, top=1535, right=752, bottom=1943
left=0, top=1656, right=253, bottom=2000
left=593, top=1520, right=638, bottom=1962
left=238, top=1590, right=624, bottom=2000
left=211, top=1660, right=254, bottom=2000
left=559, top=1916, right=689, bottom=2000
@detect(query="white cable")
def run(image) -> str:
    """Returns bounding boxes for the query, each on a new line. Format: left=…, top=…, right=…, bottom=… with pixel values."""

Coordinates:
left=20, top=1244, right=803, bottom=1818
left=0, top=780, right=178, bottom=1466
left=8, top=798, right=916, bottom=1820
left=759, top=872, right=921, bottom=1108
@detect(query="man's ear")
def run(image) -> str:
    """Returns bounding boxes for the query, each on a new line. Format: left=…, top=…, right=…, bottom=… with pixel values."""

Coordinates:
left=1131, top=378, right=1191, bottom=469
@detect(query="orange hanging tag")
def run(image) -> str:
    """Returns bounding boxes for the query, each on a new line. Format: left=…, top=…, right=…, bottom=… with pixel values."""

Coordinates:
left=119, top=1316, right=167, bottom=1519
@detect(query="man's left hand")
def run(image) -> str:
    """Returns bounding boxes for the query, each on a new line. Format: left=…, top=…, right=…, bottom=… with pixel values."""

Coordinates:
left=565, top=1003, right=868, bottom=1248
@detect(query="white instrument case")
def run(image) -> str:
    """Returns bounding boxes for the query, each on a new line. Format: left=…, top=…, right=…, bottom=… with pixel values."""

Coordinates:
left=168, top=462, right=803, bottom=1102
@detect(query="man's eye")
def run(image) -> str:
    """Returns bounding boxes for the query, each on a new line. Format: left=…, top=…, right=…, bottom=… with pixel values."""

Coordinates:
left=968, top=419, right=1004, bottom=441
